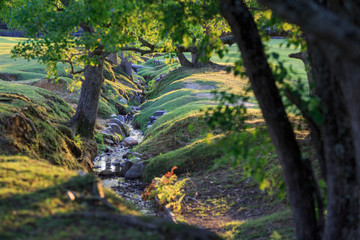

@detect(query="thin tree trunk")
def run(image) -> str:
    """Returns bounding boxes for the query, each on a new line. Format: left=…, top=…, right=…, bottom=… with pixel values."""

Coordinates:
left=219, top=1, right=320, bottom=239
left=108, top=52, right=118, bottom=65
left=288, top=51, right=314, bottom=96
left=191, top=52, right=199, bottom=65
left=176, top=52, right=194, bottom=67
left=71, top=55, right=105, bottom=138
left=119, top=51, right=133, bottom=79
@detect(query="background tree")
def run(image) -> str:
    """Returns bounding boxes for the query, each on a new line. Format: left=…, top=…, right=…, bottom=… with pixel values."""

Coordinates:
left=118, top=1, right=233, bottom=68
left=3, top=0, right=151, bottom=138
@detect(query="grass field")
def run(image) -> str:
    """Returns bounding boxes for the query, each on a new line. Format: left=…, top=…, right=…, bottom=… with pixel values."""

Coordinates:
left=210, top=40, right=307, bottom=81
left=0, top=37, right=70, bottom=83
left=162, top=39, right=307, bottom=82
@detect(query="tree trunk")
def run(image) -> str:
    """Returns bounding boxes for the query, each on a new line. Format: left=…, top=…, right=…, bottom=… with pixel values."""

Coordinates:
left=108, top=52, right=118, bottom=65
left=119, top=51, right=133, bottom=80
left=176, top=52, right=195, bottom=67
left=191, top=51, right=214, bottom=67
left=191, top=52, right=197, bottom=64
left=307, top=40, right=359, bottom=240
left=71, top=56, right=105, bottom=138
left=288, top=51, right=314, bottom=96
left=219, top=1, right=320, bottom=239
left=257, top=0, right=360, bottom=238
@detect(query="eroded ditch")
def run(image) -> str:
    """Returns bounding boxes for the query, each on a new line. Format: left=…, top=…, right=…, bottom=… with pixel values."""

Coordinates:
left=92, top=114, right=159, bottom=216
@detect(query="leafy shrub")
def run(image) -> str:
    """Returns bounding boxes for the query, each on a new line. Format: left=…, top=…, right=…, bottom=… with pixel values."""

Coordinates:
left=142, top=166, right=188, bottom=212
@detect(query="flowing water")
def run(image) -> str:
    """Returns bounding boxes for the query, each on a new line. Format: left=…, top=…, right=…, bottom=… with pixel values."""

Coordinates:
left=93, top=118, right=157, bottom=216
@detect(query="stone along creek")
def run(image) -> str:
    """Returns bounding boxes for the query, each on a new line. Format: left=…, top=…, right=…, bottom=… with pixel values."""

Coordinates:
left=92, top=110, right=157, bottom=216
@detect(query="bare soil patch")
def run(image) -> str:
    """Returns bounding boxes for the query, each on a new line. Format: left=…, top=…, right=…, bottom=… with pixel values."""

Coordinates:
left=175, top=168, right=294, bottom=239
left=184, top=81, right=217, bottom=91
left=32, top=78, right=67, bottom=91
left=0, top=73, right=19, bottom=81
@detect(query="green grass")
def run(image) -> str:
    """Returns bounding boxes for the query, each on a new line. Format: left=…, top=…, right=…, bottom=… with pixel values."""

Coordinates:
left=0, top=80, right=73, bottom=119
left=143, top=136, right=224, bottom=182
left=0, top=37, right=69, bottom=83
left=137, top=59, right=179, bottom=81
left=265, top=39, right=307, bottom=82
left=0, top=80, right=89, bottom=169
left=0, top=156, right=213, bottom=240
left=221, top=209, right=294, bottom=240
left=135, top=64, right=263, bottom=184
left=146, top=39, right=307, bottom=83
left=135, top=66, right=252, bottom=166
left=0, top=37, right=141, bottom=119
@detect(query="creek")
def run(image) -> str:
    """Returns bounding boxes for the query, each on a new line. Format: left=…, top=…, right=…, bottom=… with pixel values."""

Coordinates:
left=92, top=116, right=158, bottom=216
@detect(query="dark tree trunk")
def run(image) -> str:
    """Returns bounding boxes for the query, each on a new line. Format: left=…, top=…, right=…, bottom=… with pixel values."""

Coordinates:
left=176, top=52, right=195, bottom=67
left=71, top=55, right=105, bottom=138
left=219, top=1, right=320, bottom=239
left=307, top=41, right=358, bottom=240
left=191, top=52, right=198, bottom=65
left=257, top=0, right=360, bottom=238
left=119, top=51, right=133, bottom=80
left=108, top=52, right=118, bottom=65
left=191, top=51, right=215, bottom=67
left=288, top=48, right=326, bottom=181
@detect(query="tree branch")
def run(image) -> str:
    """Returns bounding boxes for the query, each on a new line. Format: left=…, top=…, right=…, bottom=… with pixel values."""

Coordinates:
left=220, top=35, right=235, bottom=46
left=284, top=88, right=327, bottom=180
left=51, top=3, right=64, bottom=11
left=248, top=7, right=262, bottom=11
left=119, top=46, right=156, bottom=56
left=137, top=36, right=156, bottom=50
left=79, top=23, right=94, bottom=34
left=63, top=59, right=87, bottom=75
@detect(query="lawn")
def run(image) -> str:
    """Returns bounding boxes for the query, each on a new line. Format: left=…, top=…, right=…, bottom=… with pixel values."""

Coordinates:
left=0, top=37, right=69, bottom=83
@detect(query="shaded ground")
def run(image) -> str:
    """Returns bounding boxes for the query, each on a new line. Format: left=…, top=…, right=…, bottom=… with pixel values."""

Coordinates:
left=176, top=168, right=295, bottom=239
left=0, top=156, right=221, bottom=240
left=136, top=61, right=298, bottom=240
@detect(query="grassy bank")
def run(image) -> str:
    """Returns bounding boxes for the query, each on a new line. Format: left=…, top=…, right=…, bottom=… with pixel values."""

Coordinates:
left=0, top=36, right=220, bottom=239
left=135, top=39, right=304, bottom=239
left=0, top=156, right=220, bottom=240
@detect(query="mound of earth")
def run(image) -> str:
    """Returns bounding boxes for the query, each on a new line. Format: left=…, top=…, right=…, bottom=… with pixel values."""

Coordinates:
left=0, top=81, right=92, bottom=170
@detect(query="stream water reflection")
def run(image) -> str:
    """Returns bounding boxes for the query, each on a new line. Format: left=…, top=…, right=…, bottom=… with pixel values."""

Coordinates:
left=93, top=120, right=157, bottom=216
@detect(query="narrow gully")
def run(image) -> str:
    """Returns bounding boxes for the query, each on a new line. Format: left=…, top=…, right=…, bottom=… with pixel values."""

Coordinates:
left=92, top=116, right=158, bottom=216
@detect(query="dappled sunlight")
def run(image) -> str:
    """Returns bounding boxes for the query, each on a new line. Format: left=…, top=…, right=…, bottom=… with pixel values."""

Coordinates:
left=2, top=0, right=347, bottom=235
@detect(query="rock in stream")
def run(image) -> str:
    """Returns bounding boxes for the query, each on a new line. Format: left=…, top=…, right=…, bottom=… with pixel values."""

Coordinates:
left=93, top=117, right=156, bottom=216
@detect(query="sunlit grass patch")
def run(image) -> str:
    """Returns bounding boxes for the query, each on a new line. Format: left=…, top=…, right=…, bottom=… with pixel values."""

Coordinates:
left=143, top=136, right=224, bottom=182
left=0, top=156, right=146, bottom=239
left=0, top=37, right=69, bottom=83
left=221, top=209, right=294, bottom=240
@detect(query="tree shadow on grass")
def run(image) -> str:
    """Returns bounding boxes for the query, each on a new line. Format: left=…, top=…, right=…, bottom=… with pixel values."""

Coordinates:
left=0, top=174, right=221, bottom=240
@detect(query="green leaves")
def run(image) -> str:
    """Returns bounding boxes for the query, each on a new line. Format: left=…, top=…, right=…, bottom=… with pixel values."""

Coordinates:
left=204, top=91, right=248, bottom=132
